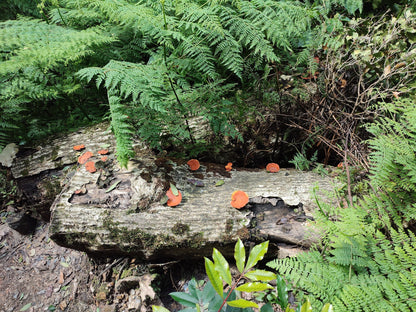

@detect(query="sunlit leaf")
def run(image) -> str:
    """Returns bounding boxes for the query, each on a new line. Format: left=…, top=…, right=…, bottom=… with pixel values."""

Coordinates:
left=236, top=282, right=273, bottom=292
left=20, top=303, right=32, bottom=311
left=205, top=257, right=224, bottom=298
left=213, top=248, right=232, bottom=286
left=300, top=299, right=312, bottom=312
left=227, top=299, right=258, bottom=308
left=215, top=180, right=225, bottom=187
left=245, top=241, right=269, bottom=270
left=106, top=180, right=121, bottom=193
left=321, top=303, right=334, bottom=312
left=170, top=183, right=179, bottom=196
left=244, top=269, right=275, bottom=282
left=234, top=238, right=245, bottom=273
left=152, top=306, right=171, bottom=312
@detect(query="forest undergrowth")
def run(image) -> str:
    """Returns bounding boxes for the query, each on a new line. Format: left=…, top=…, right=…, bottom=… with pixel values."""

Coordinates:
left=1, top=0, right=416, bottom=311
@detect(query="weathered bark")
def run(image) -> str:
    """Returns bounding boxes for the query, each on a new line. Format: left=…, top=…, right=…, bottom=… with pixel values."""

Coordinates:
left=11, top=123, right=337, bottom=261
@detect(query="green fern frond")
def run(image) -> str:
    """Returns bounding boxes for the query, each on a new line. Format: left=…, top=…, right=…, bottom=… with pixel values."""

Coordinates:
left=0, top=18, right=115, bottom=75
left=107, top=93, right=134, bottom=167
left=219, top=6, right=279, bottom=63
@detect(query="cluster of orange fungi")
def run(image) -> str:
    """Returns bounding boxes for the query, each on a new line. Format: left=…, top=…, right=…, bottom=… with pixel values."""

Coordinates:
left=73, top=145, right=110, bottom=173
left=77, top=151, right=93, bottom=165
left=73, top=144, right=85, bottom=151
left=98, top=149, right=109, bottom=155
left=85, top=161, right=96, bottom=173
left=166, top=187, right=182, bottom=207
left=165, top=160, right=281, bottom=208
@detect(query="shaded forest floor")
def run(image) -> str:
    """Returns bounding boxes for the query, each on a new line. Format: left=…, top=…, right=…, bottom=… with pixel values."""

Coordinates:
left=0, top=220, right=193, bottom=312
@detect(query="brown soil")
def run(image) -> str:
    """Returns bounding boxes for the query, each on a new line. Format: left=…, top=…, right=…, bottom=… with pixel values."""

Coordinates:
left=0, top=221, right=169, bottom=312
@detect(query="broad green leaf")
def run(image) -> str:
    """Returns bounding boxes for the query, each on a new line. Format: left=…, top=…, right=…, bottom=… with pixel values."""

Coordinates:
left=245, top=241, right=269, bottom=270
left=20, top=303, right=32, bottom=311
left=285, top=307, right=295, bottom=312
left=215, top=180, right=225, bottom=187
left=170, top=183, right=179, bottom=196
left=244, top=269, right=275, bottom=282
left=213, top=248, right=232, bottom=286
left=227, top=299, right=258, bottom=308
left=321, top=303, right=334, bottom=312
left=106, top=180, right=121, bottom=193
left=260, top=303, right=274, bottom=312
left=234, top=238, right=245, bottom=273
left=152, top=306, right=171, bottom=312
left=187, top=278, right=199, bottom=299
left=276, top=275, right=289, bottom=309
left=300, top=299, right=312, bottom=312
left=201, top=280, right=217, bottom=302
left=236, top=282, right=273, bottom=292
left=170, top=292, right=198, bottom=307
left=205, top=257, right=224, bottom=298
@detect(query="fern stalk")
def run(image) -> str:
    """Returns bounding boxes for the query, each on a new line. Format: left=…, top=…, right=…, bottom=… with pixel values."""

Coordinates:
left=161, top=0, right=195, bottom=145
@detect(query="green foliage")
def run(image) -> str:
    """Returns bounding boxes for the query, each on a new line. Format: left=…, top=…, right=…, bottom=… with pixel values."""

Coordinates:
left=289, top=151, right=318, bottom=171
left=267, top=97, right=416, bottom=311
left=2, top=0, right=366, bottom=164
left=69, top=0, right=363, bottom=164
left=153, top=238, right=275, bottom=312
left=0, top=17, right=114, bottom=145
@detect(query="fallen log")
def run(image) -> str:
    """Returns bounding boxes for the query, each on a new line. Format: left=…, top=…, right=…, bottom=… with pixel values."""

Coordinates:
left=11, top=123, right=337, bottom=261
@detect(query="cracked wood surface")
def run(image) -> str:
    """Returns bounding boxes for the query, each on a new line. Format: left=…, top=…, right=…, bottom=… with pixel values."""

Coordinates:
left=11, top=123, right=337, bottom=260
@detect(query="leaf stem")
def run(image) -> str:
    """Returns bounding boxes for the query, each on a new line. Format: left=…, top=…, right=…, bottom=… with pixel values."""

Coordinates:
left=217, top=273, right=245, bottom=312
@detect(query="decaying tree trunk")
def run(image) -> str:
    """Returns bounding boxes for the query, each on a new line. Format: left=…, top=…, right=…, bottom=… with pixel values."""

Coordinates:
left=11, top=123, right=337, bottom=261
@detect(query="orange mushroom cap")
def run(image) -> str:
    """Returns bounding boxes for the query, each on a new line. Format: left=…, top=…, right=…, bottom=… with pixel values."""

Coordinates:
left=187, top=159, right=200, bottom=171
left=266, top=163, right=280, bottom=173
left=78, top=151, right=93, bottom=164
left=231, top=190, right=249, bottom=209
left=337, top=162, right=343, bottom=169
left=225, top=162, right=233, bottom=172
left=166, top=188, right=182, bottom=207
left=73, top=144, right=85, bottom=151
left=85, top=161, right=97, bottom=173
left=98, top=149, right=109, bottom=155
left=101, top=156, right=108, bottom=162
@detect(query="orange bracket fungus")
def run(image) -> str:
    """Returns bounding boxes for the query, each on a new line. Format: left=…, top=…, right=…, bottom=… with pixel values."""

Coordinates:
left=166, top=185, right=182, bottom=207
left=73, top=144, right=85, bottom=151
left=78, top=151, right=93, bottom=164
left=98, top=149, right=109, bottom=155
left=266, top=163, right=280, bottom=173
left=230, top=190, right=249, bottom=209
left=225, top=162, right=233, bottom=172
left=85, top=161, right=97, bottom=173
left=187, top=159, right=200, bottom=171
